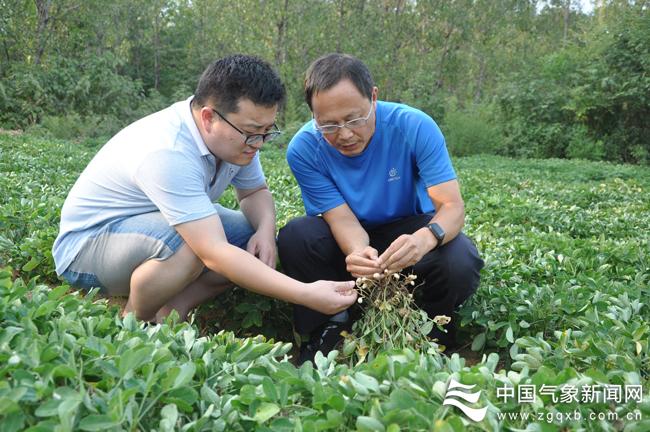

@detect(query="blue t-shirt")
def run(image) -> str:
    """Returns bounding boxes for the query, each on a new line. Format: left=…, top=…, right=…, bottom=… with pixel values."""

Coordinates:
left=287, top=101, right=456, bottom=228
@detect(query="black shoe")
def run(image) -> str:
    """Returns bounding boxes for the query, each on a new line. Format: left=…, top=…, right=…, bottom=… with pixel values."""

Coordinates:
left=298, top=320, right=350, bottom=365
left=428, top=319, right=458, bottom=350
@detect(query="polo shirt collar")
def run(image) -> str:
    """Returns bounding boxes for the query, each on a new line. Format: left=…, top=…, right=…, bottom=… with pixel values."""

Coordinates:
left=181, top=96, right=212, bottom=157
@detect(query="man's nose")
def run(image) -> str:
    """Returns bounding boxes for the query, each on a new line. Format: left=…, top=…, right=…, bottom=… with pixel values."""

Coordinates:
left=339, top=126, right=354, bottom=140
left=248, top=139, right=264, bottom=150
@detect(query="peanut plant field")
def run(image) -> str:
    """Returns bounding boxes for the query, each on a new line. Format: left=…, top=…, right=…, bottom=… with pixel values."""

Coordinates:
left=0, top=132, right=648, bottom=431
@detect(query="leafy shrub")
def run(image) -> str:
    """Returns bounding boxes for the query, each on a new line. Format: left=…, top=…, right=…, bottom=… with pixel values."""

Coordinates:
left=0, top=64, right=48, bottom=128
left=25, top=88, right=173, bottom=141
left=0, top=53, right=146, bottom=132
left=442, top=101, right=502, bottom=157
left=565, top=125, right=604, bottom=161
left=577, top=11, right=650, bottom=165
left=28, top=114, right=86, bottom=140
left=498, top=11, right=650, bottom=165
left=498, top=56, right=579, bottom=159
left=630, top=144, right=649, bottom=165
left=27, top=113, right=124, bottom=141
left=130, top=88, right=173, bottom=121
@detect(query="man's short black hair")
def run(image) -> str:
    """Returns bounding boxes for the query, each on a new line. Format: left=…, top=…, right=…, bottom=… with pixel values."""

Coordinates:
left=192, top=54, right=285, bottom=114
left=304, top=53, right=374, bottom=111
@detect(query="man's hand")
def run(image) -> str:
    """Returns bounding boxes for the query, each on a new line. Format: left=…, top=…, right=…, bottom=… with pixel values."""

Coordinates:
left=379, top=231, right=432, bottom=272
left=237, top=185, right=277, bottom=268
left=346, top=246, right=383, bottom=277
left=246, top=228, right=277, bottom=268
left=302, top=280, right=358, bottom=315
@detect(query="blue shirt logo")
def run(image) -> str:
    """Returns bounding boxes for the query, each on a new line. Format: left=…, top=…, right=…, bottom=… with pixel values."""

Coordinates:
left=388, top=167, right=400, bottom=182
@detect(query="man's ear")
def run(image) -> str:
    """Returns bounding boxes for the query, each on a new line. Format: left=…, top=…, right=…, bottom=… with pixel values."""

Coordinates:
left=201, top=107, right=215, bottom=132
left=371, top=86, right=379, bottom=102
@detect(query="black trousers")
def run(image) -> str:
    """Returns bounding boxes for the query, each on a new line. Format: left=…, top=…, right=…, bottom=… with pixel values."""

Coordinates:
left=277, top=214, right=484, bottom=335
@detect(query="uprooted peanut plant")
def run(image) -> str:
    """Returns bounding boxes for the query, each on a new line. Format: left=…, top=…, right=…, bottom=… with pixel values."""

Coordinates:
left=340, top=270, right=451, bottom=366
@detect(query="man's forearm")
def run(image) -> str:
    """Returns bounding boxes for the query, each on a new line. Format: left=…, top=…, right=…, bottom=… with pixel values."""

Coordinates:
left=197, top=242, right=356, bottom=315
left=322, top=207, right=371, bottom=256
left=205, top=242, right=305, bottom=302
left=331, top=223, right=370, bottom=256
left=239, top=188, right=276, bottom=233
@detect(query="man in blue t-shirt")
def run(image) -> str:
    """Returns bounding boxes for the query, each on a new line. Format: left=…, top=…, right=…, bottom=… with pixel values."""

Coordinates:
left=277, top=53, right=484, bottom=364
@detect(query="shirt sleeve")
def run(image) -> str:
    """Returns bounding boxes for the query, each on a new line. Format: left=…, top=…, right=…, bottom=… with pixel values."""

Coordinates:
left=287, top=133, right=345, bottom=215
left=231, top=152, right=267, bottom=190
left=409, top=110, right=457, bottom=187
left=134, top=149, right=217, bottom=226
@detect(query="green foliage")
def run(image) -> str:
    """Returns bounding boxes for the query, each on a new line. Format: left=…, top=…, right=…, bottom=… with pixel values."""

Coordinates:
left=455, top=155, right=650, bottom=362
left=0, top=133, right=97, bottom=280
left=198, top=287, right=293, bottom=343
left=565, top=125, right=605, bottom=161
left=1, top=266, right=648, bottom=430
left=1, top=133, right=650, bottom=428
left=27, top=113, right=125, bottom=141
left=0, top=53, right=153, bottom=132
left=0, top=0, right=646, bottom=164
left=579, top=10, right=650, bottom=164
left=498, top=9, right=650, bottom=164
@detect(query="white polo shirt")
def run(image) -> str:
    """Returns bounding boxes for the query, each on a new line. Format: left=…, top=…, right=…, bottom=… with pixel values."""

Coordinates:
left=52, top=97, right=266, bottom=275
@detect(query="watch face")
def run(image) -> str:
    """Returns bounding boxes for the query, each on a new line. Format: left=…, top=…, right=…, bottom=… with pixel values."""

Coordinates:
left=429, top=223, right=445, bottom=240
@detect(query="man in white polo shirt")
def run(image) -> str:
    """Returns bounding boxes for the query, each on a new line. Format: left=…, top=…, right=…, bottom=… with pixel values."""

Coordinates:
left=53, top=55, right=357, bottom=323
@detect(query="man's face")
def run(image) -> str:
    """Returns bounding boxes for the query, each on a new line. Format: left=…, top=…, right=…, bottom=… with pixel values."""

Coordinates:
left=311, top=79, right=377, bottom=157
left=206, top=98, right=278, bottom=166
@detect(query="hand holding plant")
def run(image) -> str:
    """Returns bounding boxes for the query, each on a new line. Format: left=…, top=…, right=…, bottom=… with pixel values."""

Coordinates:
left=379, top=232, right=431, bottom=272
left=345, top=246, right=383, bottom=277
left=302, top=280, right=358, bottom=315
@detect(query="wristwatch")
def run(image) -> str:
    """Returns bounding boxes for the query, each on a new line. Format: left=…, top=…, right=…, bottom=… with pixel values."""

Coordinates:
left=427, top=223, right=445, bottom=250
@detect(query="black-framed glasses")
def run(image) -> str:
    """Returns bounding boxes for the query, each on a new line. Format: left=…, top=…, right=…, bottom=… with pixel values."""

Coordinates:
left=314, top=103, right=374, bottom=134
left=210, top=108, right=282, bottom=145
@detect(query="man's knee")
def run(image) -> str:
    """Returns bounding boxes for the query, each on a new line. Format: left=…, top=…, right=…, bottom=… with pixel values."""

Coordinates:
left=174, top=244, right=205, bottom=281
left=440, top=234, right=484, bottom=299
left=416, top=233, right=483, bottom=304
left=147, top=242, right=204, bottom=284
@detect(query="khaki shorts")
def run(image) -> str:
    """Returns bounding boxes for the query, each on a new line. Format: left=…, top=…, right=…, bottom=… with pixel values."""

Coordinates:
left=60, top=204, right=253, bottom=295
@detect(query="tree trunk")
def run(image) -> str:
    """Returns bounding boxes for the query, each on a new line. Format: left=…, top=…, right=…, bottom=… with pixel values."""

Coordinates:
left=386, top=0, right=406, bottom=99
left=2, top=38, right=10, bottom=65
left=153, top=9, right=161, bottom=90
left=34, top=0, right=53, bottom=65
left=357, top=0, right=365, bottom=15
left=596, top=0, right=605, bottom=25
left=336, top=0, right=345, bottom=53
left=474, top=55, right=486, bottom=103
left=275, top=0, right=289, bottom=67
left=436, top=24, right=455, bottom=90
left=562, top=0, right=571, bottom=46
left=274, top=0, right=289, bottom=133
